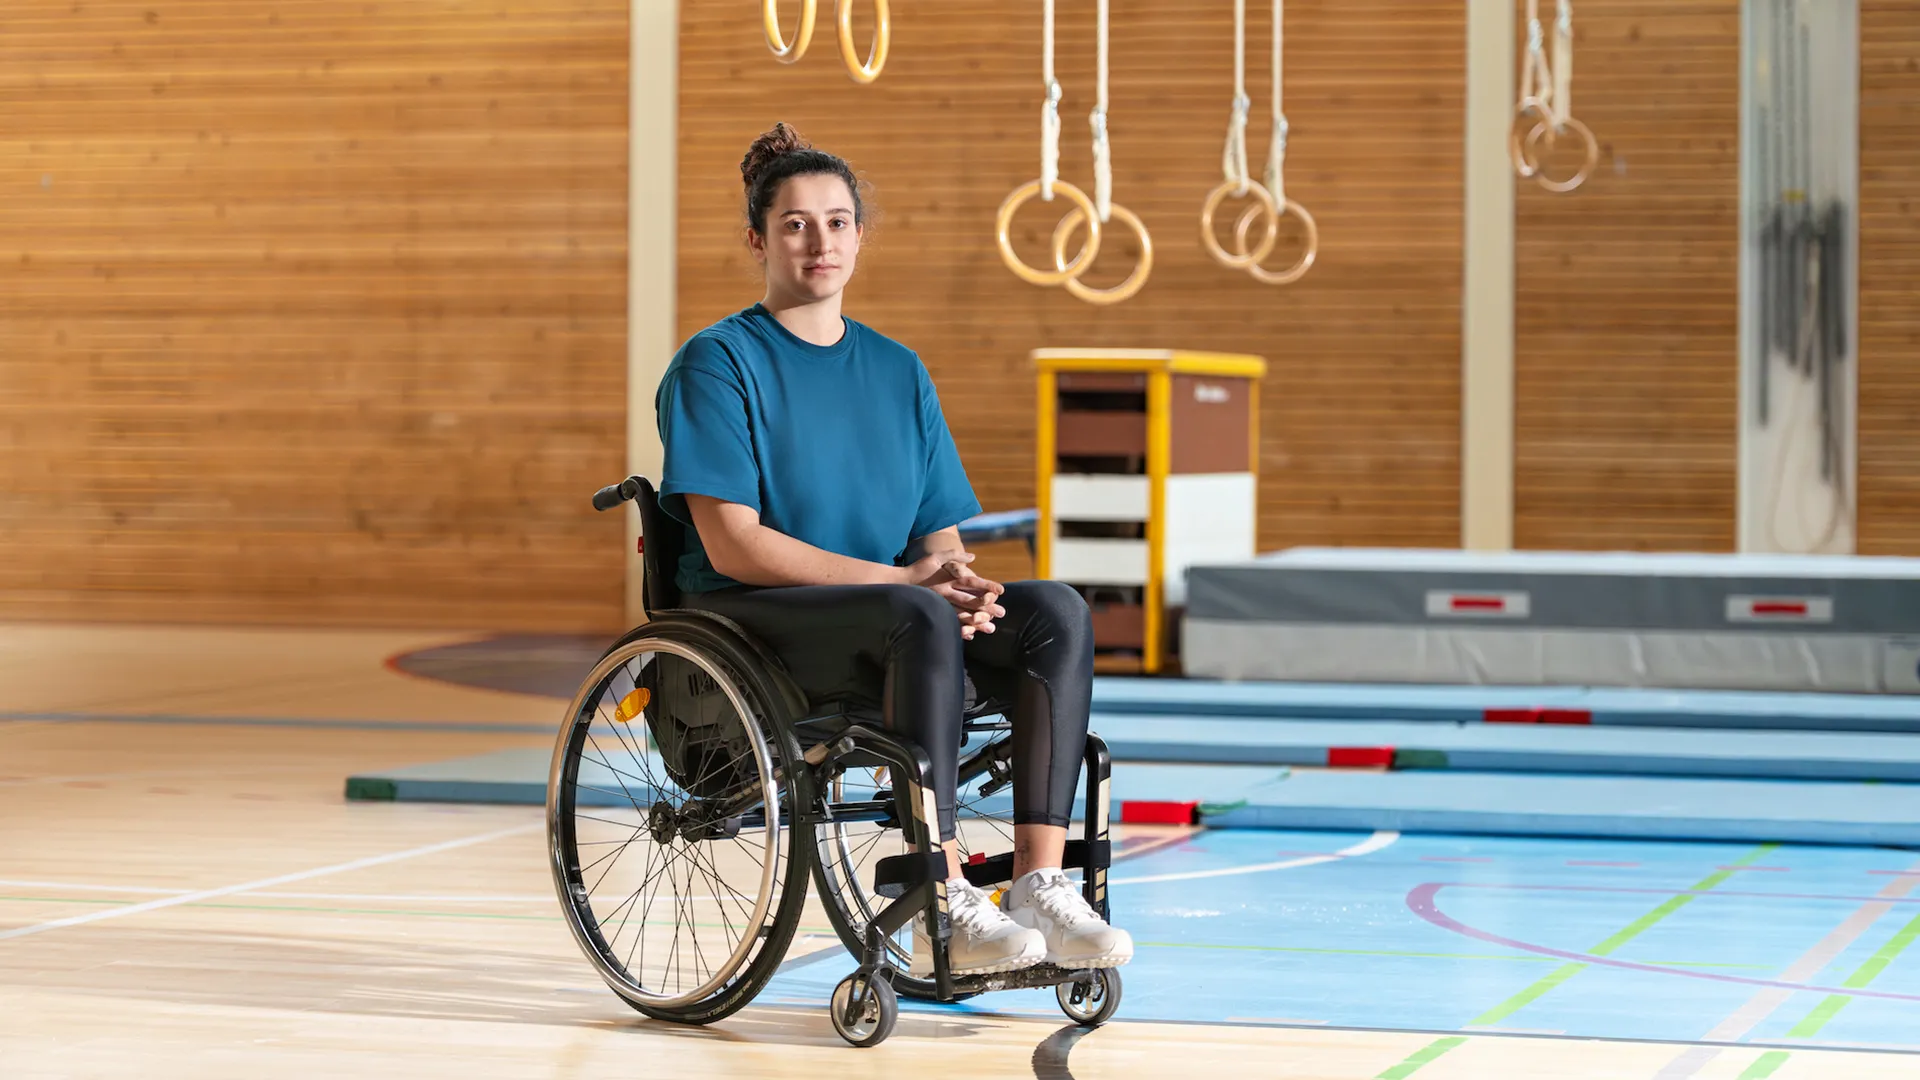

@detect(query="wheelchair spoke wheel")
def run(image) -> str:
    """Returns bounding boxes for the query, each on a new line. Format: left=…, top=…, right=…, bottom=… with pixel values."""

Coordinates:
left=548, top=620, right=814, bottom=1025
left=810, top=731, right=1015, bottom=1001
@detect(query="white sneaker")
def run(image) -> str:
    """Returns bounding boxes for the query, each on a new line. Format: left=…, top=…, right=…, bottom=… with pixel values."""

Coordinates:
left=909, top=877, right=1046, bottom=976
left=1003, top=868, right=1133, bottom=968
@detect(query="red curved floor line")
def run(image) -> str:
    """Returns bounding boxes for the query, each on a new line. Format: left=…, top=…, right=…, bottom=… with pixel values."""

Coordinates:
left=1407, top=882, right=1920, bottom=1004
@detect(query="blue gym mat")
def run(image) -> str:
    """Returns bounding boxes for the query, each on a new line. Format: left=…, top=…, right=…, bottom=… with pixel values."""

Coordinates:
left=1093, top=715, right=1920, bottom=781
left=1093, top=678, right=1920, bottom=731
left=1201, top=770, right=1920, bottom=847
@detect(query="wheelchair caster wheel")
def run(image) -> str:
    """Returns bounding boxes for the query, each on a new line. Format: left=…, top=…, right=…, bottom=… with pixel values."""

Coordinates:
left=1057, top=968, right=1122, bottom=1026
left=831, top=970, right=898, bottom=1047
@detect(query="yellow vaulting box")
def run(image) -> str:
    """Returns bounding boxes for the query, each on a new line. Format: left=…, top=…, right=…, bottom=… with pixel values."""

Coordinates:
left=1033, top=348, right=1267, bottom=674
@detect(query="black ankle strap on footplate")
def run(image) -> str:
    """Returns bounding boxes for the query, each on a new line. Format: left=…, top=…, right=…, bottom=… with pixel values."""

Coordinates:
left=958, top=839, right=1111, bottom=891
left=873, top=850, right=952, bottom=899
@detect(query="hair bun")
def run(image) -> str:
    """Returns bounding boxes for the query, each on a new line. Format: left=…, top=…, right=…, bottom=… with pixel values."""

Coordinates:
left=741, top=123, right=811, bottom=188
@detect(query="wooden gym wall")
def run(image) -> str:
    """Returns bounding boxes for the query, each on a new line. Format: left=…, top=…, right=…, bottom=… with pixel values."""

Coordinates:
left=1513, top=0, right=1742, bottom=552
left=1859, top=0, right=1920, bottom=555
left=677, top=0, right=1467, bottom=585
left=0, top=2, right=629, bottom=629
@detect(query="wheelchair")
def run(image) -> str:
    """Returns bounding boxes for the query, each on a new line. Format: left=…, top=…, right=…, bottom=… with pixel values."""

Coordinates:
left=545, top=475, right=1123, bottom=1047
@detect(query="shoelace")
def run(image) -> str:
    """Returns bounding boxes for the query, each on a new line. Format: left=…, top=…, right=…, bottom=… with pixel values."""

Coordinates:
left=1028, top=871, right=1098, bottom=929
left=948, top=882, right=1010, bottom=937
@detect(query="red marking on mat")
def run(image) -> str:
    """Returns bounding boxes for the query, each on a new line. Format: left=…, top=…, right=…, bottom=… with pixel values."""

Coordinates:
left=1751, top=601, right=1807, bottom=615
left=1483, top=708, right=1593, bottom=725
left=967, top=852, right=987, bottom=866
left=637, top=536, right=645, bottom=554
left=1451, top=595, right=1507, bottom=611
left=1869, top=870, right=1920, bottom=877
left=1327, top=746, right=1395, bottom=768
left=1120, top=800, right=1200, bottom=825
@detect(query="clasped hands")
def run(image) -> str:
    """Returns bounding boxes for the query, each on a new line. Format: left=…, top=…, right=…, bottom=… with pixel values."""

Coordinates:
left=902, top=550, right=1005, bottom=640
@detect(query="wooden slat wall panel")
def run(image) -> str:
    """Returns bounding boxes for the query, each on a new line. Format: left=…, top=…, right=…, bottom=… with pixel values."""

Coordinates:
left=1859, top=1, right=1920, bottom=555
left=0, top=1, right=629, bottom=630
left=678, top=0, right=1464, bottom=584
left=1513, top=0, right=1741, bottom=552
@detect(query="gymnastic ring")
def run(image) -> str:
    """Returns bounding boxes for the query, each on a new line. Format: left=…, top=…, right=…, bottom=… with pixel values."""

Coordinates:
left=1050, top=202, right=1154, bottom=306
left=1200, top=179, right=1280, bottom=271
left=836, top=0, right=889, bottom=83
left=765, top=0, right=817, bottom=62
left=996, top=179, right=1103, bottom=287
left=1508, top=96, right=1557, bottom=178
left=1233, top=197, right=1319, bottom=285
left=1523, top=114, right=1598, bottom=193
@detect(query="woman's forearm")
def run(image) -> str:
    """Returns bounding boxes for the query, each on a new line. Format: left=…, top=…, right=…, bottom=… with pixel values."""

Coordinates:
left=715, top=520, right=907, bottom=587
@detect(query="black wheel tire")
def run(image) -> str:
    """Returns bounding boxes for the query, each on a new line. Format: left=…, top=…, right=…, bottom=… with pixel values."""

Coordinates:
left=830, top=972, right=899, bottom=1047
left=1057, top=967, right=1123, bottom=1027
left=551, top=614, right=817, bottom=1027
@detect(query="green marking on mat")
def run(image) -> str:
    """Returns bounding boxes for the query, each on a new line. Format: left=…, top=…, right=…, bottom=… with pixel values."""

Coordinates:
left=1392, top=749, right=1450, bottom=771
left=1468, top=962, right=1587, bottom=1027
left=1471, top=843, right=1779, bottom=1026
left=343, top=777, right=397, bottom=801
left=1382, top=844, right=1780, bottom=1079
left=1738, top=1051, right=1791, bottom=1079
left=1779, top=906, right=1920, bottom=1050
left=1376, top=1036, right=1467, bottom=1080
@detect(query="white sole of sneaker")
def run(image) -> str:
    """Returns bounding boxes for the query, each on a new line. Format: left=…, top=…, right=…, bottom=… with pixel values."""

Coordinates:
left=1047, top=953, right=1131, bottom=969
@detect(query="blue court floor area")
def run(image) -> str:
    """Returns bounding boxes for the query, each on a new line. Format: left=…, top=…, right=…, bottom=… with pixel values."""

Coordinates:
left=767, top=829, right=1920, bottom=1064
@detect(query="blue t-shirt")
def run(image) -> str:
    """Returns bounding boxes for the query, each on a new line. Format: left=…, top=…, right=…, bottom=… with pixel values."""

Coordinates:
left=654, top=304, right=982, bottom=595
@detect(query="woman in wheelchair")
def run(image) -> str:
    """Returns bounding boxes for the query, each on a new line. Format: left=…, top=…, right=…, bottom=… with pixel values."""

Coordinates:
left=655, top=123, right=1131, bottom=978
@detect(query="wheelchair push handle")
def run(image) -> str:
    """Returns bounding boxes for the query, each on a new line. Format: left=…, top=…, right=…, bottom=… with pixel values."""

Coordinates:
left=592, top=475, right=645, bottom=512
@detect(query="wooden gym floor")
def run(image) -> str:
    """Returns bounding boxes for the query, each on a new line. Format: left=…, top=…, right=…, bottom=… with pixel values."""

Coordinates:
left=2, top=622, right=1916, bottom=1078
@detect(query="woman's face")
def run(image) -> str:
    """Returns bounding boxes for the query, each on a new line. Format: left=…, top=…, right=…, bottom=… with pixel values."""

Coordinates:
left=749, top=173, right=862, bottom=304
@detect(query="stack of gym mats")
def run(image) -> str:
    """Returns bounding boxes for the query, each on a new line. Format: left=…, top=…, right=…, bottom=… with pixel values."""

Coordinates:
left=346, top=676, right=1920, bottom=847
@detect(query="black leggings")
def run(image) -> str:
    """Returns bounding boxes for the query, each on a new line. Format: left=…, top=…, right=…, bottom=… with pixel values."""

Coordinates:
left=684, top=579, right=1094, bottom=843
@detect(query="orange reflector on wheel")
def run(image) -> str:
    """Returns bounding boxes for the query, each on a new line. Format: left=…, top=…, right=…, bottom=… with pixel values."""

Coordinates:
left=614, top=687, right=651, bottom=723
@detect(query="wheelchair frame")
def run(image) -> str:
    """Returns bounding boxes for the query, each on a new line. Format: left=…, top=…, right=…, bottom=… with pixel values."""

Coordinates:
left=546, top=476, right=1123, bottom=1047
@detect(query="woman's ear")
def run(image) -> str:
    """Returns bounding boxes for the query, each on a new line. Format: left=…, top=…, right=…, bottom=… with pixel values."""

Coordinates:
left=745, top=226, right=767, bottom=264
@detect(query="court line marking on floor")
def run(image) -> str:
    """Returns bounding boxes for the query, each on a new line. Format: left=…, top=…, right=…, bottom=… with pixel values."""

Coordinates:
left=1735, top=899, right=1920, bottom=1079
left=1408, top=880, right=1920, bottom=1004
left=1654, top=855, right=1920, bottom=1079
left=1111, top=829, right=1398, bottom=885
left=0, top=821, right=541, bottom=942
left=0, top=710, right=553, bottom=734
left=1375, top=843, right=1778, bottom=1079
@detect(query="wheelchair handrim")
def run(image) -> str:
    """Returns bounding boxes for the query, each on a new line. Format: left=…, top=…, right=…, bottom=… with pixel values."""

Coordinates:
left=547, top=634, right=784, bottom=1009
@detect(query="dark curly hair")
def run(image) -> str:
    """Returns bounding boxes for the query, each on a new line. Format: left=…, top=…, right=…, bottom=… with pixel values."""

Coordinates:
left=740, top=122, right=866, bottom=236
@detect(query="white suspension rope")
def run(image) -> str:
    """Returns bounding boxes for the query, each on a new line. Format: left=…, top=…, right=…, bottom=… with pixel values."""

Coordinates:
left=1551, top=0, right=1574, bottom=131
left=1521, top=0, right=1550, bottom=114
left=1264, top=0, right=1287, bottom=206
left=1090, top=0, right=1112, bottom=222
left=1222, top=0, right=1253, bottom=195
left=1042, top=0, right=1061, bottom=199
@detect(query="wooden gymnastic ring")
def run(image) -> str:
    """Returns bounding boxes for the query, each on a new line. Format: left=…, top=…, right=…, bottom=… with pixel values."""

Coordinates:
left=1523, top=115, right=1598, bottom=193
left=1234, top=197, right=1319, bottom=285
left=764, top=0, right=817, bottom=62
left=1200, top=179, right=1280, bottom=270
left=996, top=179, right=1103, bottom=287
left=836, top=0, right=890, bottom=83
left=1050, top=202, right=1154, bottom=306
left=1509, top=96, right=1557, bottom=179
